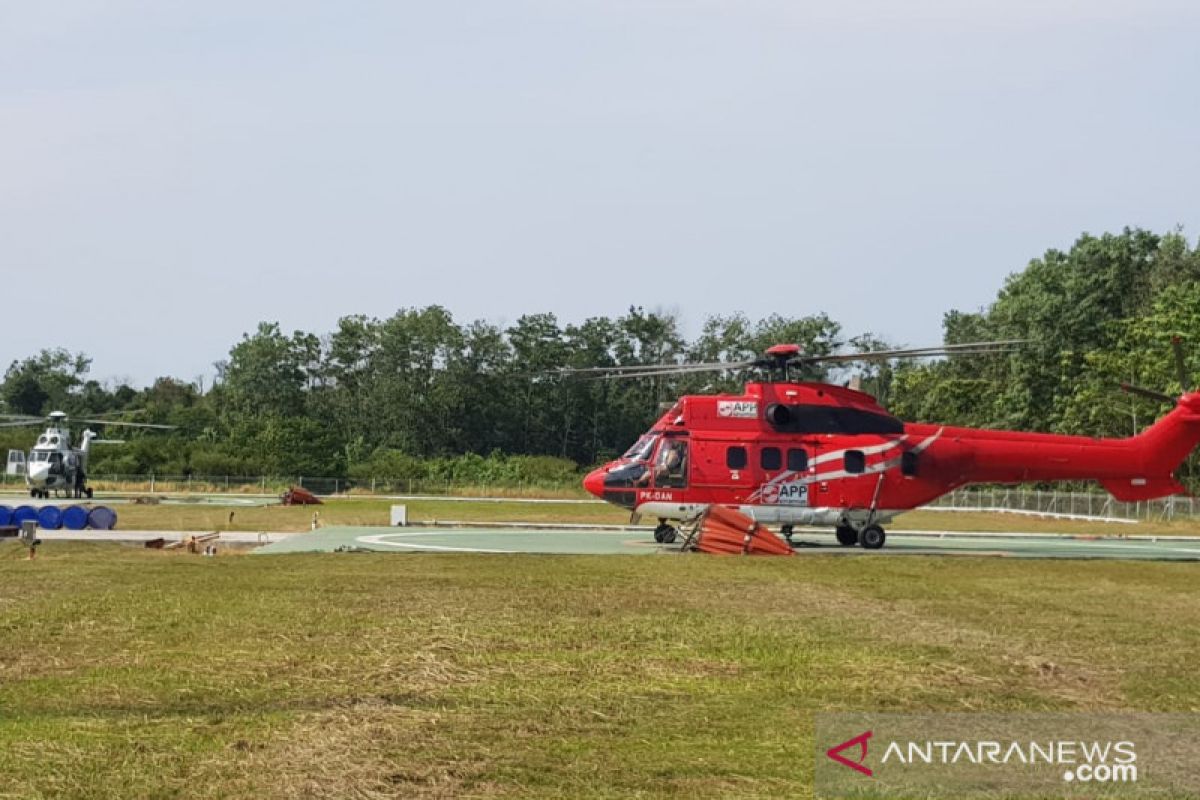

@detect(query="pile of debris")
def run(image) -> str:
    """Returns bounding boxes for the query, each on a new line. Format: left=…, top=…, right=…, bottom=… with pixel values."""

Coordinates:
left=280, top=487, right=322, bottom=506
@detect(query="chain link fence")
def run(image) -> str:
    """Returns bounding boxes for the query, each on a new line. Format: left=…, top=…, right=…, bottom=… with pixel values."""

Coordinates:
left=0, top=472, right=585, bottom=499
left=928, top=486, right=1200, bottom=522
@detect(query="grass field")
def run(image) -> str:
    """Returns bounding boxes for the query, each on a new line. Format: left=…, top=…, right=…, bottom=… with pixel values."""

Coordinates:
left=1, top=543, right=1198, bottom=798
left=85, top=496, right=1200, bottom=538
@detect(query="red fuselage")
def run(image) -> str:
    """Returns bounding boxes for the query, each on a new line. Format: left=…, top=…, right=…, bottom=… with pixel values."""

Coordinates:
left=582, top=381, right=1200, bottom=528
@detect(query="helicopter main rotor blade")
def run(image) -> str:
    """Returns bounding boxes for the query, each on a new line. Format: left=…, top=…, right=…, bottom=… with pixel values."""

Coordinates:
left=75, top=419, right=177, bottom=429
left=0, top=420, right=42, bottom=428
left=555, top=339, right=1026, bottom=380
left=591, top=362, right=758, bottom=380
left=800, top=339, right=1027, bottom=365
left=556, top=360, right=748, bottom=375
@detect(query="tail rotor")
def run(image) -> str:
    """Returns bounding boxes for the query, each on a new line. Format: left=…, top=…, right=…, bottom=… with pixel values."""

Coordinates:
left=1120, top=337, right=1191, bottom=405
left=1172, top=336, right=1191, bottom=393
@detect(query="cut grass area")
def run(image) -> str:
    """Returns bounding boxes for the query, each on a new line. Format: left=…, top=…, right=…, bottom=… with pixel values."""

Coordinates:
left=109, top=497, right=630, bottom=532
left=0, top=543, right=1198, bottom=797
left=103, top=496, right=1200, bottom=538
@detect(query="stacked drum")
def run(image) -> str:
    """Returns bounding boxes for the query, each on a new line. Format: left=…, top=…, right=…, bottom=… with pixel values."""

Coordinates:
left=0, top=504, right=118, bottom=530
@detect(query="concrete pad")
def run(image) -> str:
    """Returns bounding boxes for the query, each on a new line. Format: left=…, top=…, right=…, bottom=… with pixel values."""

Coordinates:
left=254, top=525, right=1200, bottom=560
left=255, top=526, right=662, bottom=555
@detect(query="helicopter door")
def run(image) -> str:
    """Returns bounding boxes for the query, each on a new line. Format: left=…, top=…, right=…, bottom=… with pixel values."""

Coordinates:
left=756, top=445, right=789, bottom=504
left=721, top=443, right=755, bottom=496
left=780, top=445, right=815, bottom=507
left=6, top=450, right=25, bottom=476
left=651, top=438, right=688, bottom=489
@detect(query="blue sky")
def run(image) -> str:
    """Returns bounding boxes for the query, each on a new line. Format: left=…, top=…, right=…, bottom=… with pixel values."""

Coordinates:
left=2, top=1, right=1198, bottom=385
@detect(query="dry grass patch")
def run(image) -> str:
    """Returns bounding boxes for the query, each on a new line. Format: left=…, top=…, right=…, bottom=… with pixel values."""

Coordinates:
left=0, top=545, right=1198, bottom=797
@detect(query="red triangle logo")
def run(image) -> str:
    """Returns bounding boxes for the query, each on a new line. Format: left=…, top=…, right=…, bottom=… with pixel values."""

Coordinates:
left=826, top=730, right=873, bottom=777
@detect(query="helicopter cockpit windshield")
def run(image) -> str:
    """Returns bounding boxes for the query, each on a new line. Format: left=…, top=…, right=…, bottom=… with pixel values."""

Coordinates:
left=621, top=434, right=659, bottom=463
left=599, top=433, right=661, bottom=494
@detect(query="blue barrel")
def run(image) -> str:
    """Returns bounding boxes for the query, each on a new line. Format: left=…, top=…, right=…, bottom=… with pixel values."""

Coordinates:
left=87, top=506, right=117, bottom=531
left=12, top=506, right=38, bottom=527
left=0, top=506, right=11, bottom=527
left=37, top=505, right=63, bottom=530
left=62, top=505, right=89, bottom=531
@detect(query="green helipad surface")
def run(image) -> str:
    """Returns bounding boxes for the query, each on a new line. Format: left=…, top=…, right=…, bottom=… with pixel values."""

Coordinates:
left=255, top=525, right=1200, bottom=560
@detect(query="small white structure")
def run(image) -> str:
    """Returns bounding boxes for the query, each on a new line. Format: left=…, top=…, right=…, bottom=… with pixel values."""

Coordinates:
left=390, top=505, right=408, bottom=526
left=6, top=450, right=25, bottom=476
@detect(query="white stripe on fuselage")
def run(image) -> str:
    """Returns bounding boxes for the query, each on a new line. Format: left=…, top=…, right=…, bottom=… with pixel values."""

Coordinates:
left=747, top=428, right=944, bottom=501
left=808, top=436, right=909, bottom=467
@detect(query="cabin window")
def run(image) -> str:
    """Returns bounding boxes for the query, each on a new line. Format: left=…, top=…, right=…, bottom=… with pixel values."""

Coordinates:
left=726, top=446, right=747, bottom=470
left=603, top=462, right=647, bottom=489
left=760, top=447, right=781, bottom=471
left=901, top=451, right=918, bottom=476
left=787, top=448, right=808, bottom=472
left=844, top=450, right=865, bottom=474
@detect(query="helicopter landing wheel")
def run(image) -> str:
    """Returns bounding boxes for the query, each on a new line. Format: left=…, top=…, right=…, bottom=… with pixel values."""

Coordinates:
left=653, top=522, right=678, bottom=544
left=781, top=524, right=794, bottom=543
left=835, top=526, right=858, bottom=546
left=860, top=525, right=886, bottom=550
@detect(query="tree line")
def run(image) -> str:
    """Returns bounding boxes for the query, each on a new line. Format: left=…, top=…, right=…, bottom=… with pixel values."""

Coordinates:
left=3, top=228, right=1199, bottom=488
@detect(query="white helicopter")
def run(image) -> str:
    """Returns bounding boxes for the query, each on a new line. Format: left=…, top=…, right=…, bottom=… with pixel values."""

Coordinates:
left=2, top=411, right=174, bottom=499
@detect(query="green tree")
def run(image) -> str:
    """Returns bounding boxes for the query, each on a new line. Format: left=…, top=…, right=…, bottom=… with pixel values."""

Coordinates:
left=220, top=323, right=313, bottom=419
left=1, top=349, right=92, bottom=415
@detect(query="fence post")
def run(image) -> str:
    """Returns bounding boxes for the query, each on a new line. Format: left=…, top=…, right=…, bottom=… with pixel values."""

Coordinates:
left=150, top=474, right=155, bottom=493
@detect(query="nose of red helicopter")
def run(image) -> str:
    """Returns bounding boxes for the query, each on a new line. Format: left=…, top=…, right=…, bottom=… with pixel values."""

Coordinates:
left=583, top=466, right=606, bottom=498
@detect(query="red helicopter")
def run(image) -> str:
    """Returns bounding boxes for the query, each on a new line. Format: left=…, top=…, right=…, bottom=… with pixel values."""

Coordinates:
left=580, top=341, right=1200, bottom=549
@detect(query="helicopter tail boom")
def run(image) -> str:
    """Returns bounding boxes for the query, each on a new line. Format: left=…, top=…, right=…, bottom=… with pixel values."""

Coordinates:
left=939, top=392, right=1200, bottom=500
